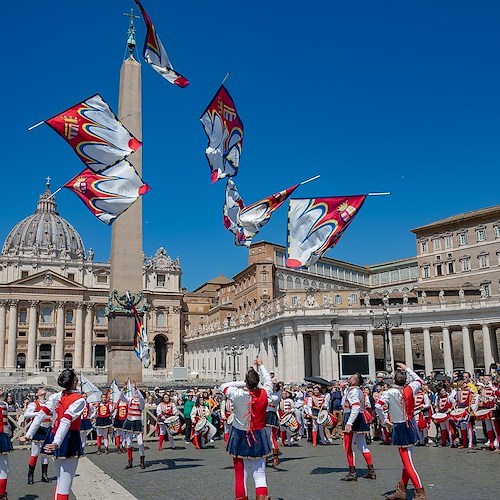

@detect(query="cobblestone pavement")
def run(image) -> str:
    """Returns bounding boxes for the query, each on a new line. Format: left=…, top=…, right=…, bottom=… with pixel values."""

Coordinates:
left=5, top=437, right=499, bottom=500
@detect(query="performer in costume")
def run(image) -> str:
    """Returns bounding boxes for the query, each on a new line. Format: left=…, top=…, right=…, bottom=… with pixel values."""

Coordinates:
left=222, top=396, right=234, bottom=443
left=79, top=396, right=95, bottom=451
left=113, top=398, right=128, bottom=453
left=156, top=393, right=179, bottom=450
left=24, top=387, right=52, bottom=484
left=265, top=382, right=281, bottom=466
left=477, top=382, right=498, bottom=450
left=120, top=383, right=145, bottom=469
left=279, top=390, right=298, bottom=446
left=378, top=362, right=426, bottom=500
left=341, top=373, right=376, bottom=481
left=0, top=389, right=13, bottom=499
left=454, top=378, right=478, bottom=449
left=413, top=386, right=431, bottom=445
left=22, top=369, right=85, bottom=500
left=307, top=385, right=330, bottom=446
left=190, top=396, right=210, bottom=449
left=434, top=386, right=454, bottom=447
left=95, top=393, right=113, bottom=454
left=220, top=358, right=273, bottom=500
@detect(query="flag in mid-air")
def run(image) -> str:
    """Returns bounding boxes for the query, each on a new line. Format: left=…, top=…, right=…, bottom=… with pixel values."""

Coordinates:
left=237, top=183, right=300, bottom=245
left=45, top=94, right=142, bottom=172
left=200, top=85, right=244, bottom=184
left=79, top=373, right=103, bottom=404
left=133, top=0, right=189, bottom=88
left=223, top=179, right=246, bottom=246
left=64, top=160, right=150, bottom=225
left=286, top=195, right=367, bottom=268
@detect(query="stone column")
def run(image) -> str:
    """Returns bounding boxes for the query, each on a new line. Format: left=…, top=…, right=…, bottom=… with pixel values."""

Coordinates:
left=74, top=304, right=84, bottom=370
left=282, top=332, right=293, bottom=383
left=423, top=328, right=433, bottom=375
left=404, top=329, right=413, bottom=370
left=296, top=331, right=305, bottom=382
left=323, top=331, right=333, bottom=381
left=462, top=325, right=474, bottom=374
left=0, top=302, right=6, bottom=368
left=482, top=324, right=494, bottom=369
left=27, top=301, right=38, bottom=371
left=310, top=334, right=320, bottom=376
left=442, top=327, right=453, bottom=375
left=6, top=300, right=18, bottom=369
left=84, top=303, right=93, bottom=369
left=277, top=334, right=284, bottom=381
left=366, top=329, right=376, bottom=379
left=348, top=331, right=356, bottom=353
left=331, top=341, right=340, bottom=380
left=54, top=302, right=65, bottom=371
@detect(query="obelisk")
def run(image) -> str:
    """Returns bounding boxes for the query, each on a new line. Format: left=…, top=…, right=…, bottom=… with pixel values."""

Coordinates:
left=107, top=12, right=144, bottom=384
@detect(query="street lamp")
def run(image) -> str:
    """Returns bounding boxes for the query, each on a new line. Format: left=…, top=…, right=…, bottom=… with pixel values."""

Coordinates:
left=224, top=336, right=244, bottom=381
left=369, top=293, right=402, bottom=374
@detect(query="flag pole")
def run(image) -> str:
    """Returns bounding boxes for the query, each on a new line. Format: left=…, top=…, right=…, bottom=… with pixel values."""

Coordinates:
left=367, top=192, right=391, bottom=196
left=299, top=174, right=320, bottom=186
left=27, top=121, right=45, bottom=131
left=221, top=72, right=231, bottom=86
left=46, top=187, right=62, bottom=200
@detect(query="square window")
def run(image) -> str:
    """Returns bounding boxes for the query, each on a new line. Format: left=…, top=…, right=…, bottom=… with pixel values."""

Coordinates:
left=157, top=274, right=166, bottom=287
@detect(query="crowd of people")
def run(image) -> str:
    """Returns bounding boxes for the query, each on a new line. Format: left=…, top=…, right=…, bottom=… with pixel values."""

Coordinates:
left=0, top=363, right=495, bottom=499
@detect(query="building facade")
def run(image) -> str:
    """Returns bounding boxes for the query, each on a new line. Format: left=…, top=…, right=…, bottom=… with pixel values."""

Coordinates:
left=184, top=207, right=500, bottom=382
left=0, top=183, right=183, bottom=376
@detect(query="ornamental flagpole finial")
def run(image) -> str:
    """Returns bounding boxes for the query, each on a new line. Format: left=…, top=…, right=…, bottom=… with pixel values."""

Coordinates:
left=123, top=8, right=140, bottom=56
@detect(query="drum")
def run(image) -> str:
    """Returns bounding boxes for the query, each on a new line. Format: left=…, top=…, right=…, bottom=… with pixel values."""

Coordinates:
left=279, top=413, right=300, bottom=435
left=194, top=417, right=209, bottom=434
left=431, top=412, right=449, bottom=424
left=450, top=408, right=468, bottom=421
left=165, top=415, right=181, bottom=435
left=227, top=413, right=234, bottom=425
left=474, top=409, right=492, bottom=421
left=317, top=409, right=338, bottom=429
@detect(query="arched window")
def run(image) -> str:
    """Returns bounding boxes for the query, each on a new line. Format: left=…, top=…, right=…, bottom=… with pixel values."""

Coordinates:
left=41, top=306, right=53, bottom=323
left=295, top=277, right=301, bottom=289
left=286, top=276, right=293, bottom=290
left=16, top=353, right=26, bottom=369
left=277, top=274, right=285, bottom=290
left=18, top=308, right=27, bottom=324
left=64, top=353, right=73, bottom=369
left=156, top=310, right=166, bottom=328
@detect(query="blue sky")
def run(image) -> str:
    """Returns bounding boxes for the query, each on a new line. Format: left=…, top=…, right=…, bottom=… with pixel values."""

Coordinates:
left=3, top=1, right=500, bottom=290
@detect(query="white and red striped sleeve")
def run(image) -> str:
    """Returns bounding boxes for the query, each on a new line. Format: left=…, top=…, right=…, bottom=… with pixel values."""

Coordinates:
left=52, top=396, right=85, bottom=447
left=26, top=392, right=61, bottom=439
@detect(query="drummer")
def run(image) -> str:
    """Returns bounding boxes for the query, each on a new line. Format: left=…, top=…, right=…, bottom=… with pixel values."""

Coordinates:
left=156, top=393, right=179, bottom=451
left=433, top=386, right=454, bottom=447
left=190, top=396, right=210, bottom=449
left=453, top=378, right=478, bottom=449
left=279, top=390, right=297, bottom=446
left=307, top=385, right=330, bottom=446
left=477, top=379, right=498, bottom=451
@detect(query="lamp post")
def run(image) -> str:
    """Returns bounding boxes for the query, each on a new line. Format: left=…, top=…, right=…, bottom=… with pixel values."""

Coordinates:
left=369, top=293, right=402, bottom=374
left=224, top=336, right=244, bottom=381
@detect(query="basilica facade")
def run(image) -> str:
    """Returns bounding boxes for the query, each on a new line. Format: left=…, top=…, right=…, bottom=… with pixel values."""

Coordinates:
left=0, top=182, right=183, bottom=376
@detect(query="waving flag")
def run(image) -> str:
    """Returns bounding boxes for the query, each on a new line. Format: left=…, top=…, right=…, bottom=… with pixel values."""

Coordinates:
left=129, top=301, right=151, bottom=368
left=108, top=379, right=121, bottom=404
left=134, top=0, right=189, bottom=88
left=45, top=94, right=141, bottom=171
left=200, top=85, right=244, bottom=184
left=64, top=160, right=150, bottom=225
left=237, top=183, right=300, bottom=245
left=79, top=373, right=103, bottom=404
left=286, top=195, right=367, bottom=268
left=223, top=179, right=247, bottom=246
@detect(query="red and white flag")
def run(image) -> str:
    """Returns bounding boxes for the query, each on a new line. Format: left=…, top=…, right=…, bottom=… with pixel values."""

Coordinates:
left=200, top=85, right=244, bottom=184
left=46, top=94, right=142, bottom=172
left=286, top=195, right=367, bottom=268
left=223, top=179, right=247, bottom=246
left=64, top=160, right=150, bottom=225
left=134, top=0, right=189, bottom=88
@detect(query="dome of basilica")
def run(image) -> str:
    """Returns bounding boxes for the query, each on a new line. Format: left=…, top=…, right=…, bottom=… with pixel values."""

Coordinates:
left=1, top=180, right=85, bottom=260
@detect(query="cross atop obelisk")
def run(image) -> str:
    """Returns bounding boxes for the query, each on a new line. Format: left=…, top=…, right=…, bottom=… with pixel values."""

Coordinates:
left=107, top=9, right=144, bottom=384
